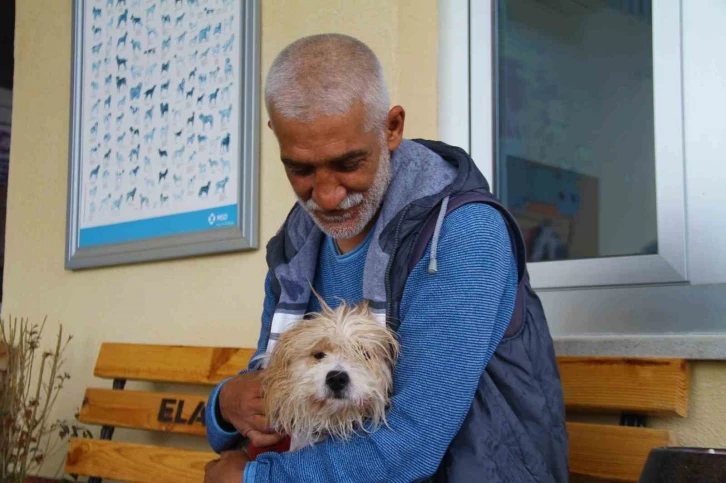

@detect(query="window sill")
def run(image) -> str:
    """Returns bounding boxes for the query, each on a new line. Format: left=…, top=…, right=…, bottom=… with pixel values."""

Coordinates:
left=553, top=335, right=726, bottom=360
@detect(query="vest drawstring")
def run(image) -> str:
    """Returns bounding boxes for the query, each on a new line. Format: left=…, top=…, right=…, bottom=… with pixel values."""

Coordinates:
left=428, top=196, right=449, bottom=274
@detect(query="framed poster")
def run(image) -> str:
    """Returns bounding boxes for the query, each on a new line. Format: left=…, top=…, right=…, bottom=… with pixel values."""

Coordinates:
left=66, top=0, right=260, bottom=270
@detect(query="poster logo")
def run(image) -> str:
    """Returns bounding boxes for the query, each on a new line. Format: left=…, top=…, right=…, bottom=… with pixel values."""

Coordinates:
left=207, top=211, right=229, bottom=226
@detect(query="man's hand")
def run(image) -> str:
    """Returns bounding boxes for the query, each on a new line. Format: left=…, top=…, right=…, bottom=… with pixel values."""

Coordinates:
left=204, top=451, right=248, bottom=483
left=219, top=371, right=283, bottom=447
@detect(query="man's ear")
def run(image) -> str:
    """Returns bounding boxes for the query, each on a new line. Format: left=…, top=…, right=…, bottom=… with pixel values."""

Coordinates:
left=385, top=105, right=405, bottom=152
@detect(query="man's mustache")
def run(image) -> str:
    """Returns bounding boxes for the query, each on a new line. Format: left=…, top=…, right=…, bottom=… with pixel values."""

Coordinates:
left=303, top=192, right=365, bottom=212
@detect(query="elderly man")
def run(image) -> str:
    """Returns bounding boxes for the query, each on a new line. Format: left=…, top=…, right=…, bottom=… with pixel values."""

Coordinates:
left=204, top=33, right=568, bottom=482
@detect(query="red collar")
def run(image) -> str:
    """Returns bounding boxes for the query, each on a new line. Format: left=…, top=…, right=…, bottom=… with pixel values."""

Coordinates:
left=247, top=435, right=292, bottom=461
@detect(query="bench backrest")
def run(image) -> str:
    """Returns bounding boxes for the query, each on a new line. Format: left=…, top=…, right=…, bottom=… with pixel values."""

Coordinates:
left=64, top=343, right=690, bottom=482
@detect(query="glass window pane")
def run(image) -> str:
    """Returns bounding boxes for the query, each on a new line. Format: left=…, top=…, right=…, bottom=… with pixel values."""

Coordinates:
left=495, top=0, right=657, bottom=262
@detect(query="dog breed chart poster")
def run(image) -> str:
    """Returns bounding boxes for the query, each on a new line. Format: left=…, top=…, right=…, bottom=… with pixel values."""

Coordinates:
left=79, top=0, right=240, bottom=247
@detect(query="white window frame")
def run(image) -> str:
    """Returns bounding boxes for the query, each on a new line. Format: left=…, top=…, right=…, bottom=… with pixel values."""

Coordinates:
left=438, top=0, right=689, bottom=290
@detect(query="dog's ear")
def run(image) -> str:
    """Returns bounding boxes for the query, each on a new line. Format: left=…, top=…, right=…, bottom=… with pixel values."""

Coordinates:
left=357, top=299, right=371, bottom=315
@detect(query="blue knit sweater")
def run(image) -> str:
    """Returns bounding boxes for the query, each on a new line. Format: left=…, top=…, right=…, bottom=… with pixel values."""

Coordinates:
left=206, top=202, right=518, bottom=482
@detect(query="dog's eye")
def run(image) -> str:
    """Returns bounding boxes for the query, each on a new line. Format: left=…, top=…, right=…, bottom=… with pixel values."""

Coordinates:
left=313, top=352, right=326, bottom=360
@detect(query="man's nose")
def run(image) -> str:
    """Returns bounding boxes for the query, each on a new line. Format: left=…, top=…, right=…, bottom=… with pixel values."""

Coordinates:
left=312, top=172, right=346, bottom=210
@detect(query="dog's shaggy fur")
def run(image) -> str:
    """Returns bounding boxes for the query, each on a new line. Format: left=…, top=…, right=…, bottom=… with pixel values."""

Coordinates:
left=259, top=299, right=399, bottom=451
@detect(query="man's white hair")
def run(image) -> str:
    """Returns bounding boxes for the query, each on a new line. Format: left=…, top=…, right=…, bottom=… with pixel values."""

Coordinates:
left=264, top=33, right=390, bottom=132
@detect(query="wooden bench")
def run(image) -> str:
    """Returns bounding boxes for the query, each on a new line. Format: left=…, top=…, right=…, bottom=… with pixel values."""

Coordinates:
left=64, top=343, right=690, bottom=482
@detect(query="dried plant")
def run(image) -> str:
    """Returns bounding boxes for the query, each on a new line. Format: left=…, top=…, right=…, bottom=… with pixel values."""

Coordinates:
left=0, top=316, right=91, bottom=482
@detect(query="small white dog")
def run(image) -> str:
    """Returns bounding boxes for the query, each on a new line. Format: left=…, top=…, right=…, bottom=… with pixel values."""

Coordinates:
left=258, top=298, right=400, bottom=452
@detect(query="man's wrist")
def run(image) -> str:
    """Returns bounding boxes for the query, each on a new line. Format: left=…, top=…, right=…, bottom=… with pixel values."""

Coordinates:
left=218, top=379, right=232, bottom=425
left=213, top=378, right=237, bottom=433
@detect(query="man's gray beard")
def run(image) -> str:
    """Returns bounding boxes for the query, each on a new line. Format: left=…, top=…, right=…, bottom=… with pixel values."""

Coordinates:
left=297, top=145, right=392, bottom=240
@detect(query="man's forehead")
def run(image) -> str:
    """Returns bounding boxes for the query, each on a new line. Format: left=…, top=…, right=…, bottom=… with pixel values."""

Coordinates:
left=281, top=143, right=371, bottom=167
left=271, top=107, right=375, bottom=164
left=270, top=101, right=369, bottom=135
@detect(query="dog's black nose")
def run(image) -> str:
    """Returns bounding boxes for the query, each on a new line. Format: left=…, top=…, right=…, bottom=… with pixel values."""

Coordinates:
left=326, top=371, right=349, bottom=394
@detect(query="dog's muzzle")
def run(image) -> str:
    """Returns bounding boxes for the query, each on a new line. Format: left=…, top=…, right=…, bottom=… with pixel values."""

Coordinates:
left=325, top=370, right=350, bottom=398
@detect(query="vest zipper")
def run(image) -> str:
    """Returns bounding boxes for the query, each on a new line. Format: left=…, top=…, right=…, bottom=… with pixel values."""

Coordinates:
left=385, top=205, right=411, bottom=328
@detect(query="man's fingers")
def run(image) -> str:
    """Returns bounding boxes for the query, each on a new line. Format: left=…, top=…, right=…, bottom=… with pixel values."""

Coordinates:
left=242, top=378, right=263, bottom=396
left=223, top=397, right=266, bottom=432
left=247, top=430, right=283, bottom=448
left=203, top=458, right=218, bottom=482
left=246, top=397, right=266, bottom=415
left=247, top=414, right=276, bottom=433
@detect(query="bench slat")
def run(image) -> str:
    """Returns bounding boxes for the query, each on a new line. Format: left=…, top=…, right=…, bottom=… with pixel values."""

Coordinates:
left=568, top=422, right=675, bottom=482
left=64, top=438, right=216, bottom=483
left=80, top=388, right=208, bottom=436
left=65, top=425, right=671, bottom=483
left=94, top=345, right=691, bottom=418
left=559, top=357, right=689, bottom=417
left=94, top=343, right=254, bottom=384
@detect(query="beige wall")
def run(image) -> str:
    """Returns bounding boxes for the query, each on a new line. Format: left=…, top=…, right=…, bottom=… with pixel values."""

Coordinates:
left=2, top=0, right=724, bottom=478
left=651, top=362, right=726, bottom=446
